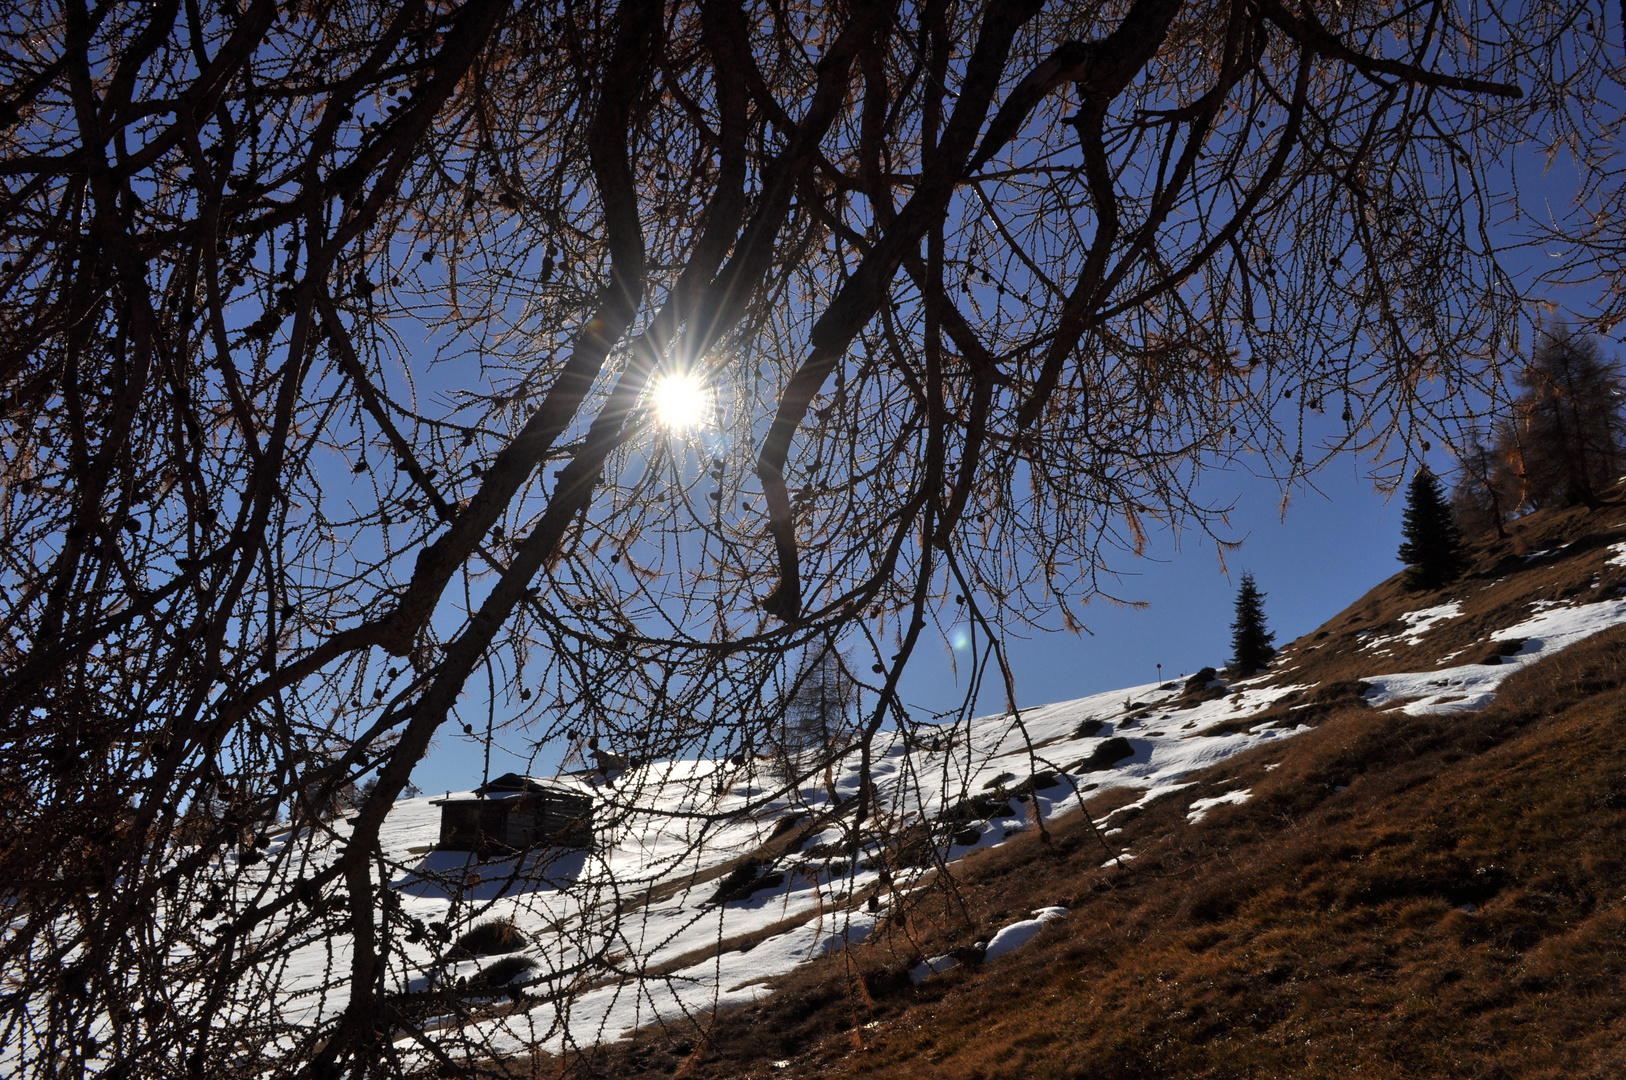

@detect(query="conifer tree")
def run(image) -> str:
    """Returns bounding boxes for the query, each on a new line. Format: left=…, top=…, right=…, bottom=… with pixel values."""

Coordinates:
left=771, top=648, right=856, bottom=778
left=1229, top=573, right=1275, bottom=675
left=1451, top=433, right=1511, bottom=539
left=1399, top=468, right=1467, bottom=591
left=1504, top=328, right=1625, bottom=510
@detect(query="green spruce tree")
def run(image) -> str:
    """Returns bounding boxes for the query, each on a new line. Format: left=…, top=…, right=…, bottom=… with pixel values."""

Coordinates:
left=1229, top=573, right=1275, bottom=675
left=1398, top=468, right=1467, bottom=591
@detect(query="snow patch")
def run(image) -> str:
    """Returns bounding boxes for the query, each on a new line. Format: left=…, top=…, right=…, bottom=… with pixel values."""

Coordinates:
left=910, top=954, right=959, bottom=983
left=1364, top=596, right=1626, bottom=715
left=983, top=907, right=1069, bottom=963
left=1098, top=782, right=1197, bottom=825
left=1186, top=788, right=1253, bottom=823
left=1362, top=602, right=1463, bottom=650
left=907, top=908, right=1072, bottom=981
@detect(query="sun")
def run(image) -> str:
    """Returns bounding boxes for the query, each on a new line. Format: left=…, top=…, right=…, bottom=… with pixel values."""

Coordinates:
left=651, top=371, right=709, bottom=430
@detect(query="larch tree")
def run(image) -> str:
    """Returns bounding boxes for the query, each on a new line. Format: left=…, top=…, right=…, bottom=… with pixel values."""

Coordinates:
left=1451, top=432, right=1512, bottom=539
left=1228, top=573, right=1275, bottom=675
left=1399, top=468, right=1468, bottom=590
left=0, top=0, right=1604, bottom=1075
left=1500, top=328, right=1626, bottom=511
left=773, top=646, right=858, bottom=777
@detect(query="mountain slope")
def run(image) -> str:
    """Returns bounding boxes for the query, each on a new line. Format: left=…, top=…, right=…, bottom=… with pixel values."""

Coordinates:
left=555, top=494, right=1626, bottom=1080
left=21, top=493, right=1625, bottom=1078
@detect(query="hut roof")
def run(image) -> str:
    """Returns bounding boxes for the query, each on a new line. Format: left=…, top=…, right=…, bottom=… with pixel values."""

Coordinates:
left=430, top=774, right=592, bottom=805
left=478, top=772, right=557, bottom=795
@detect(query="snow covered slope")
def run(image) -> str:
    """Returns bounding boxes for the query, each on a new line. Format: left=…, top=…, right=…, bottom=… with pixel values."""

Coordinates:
left=266, top=553, right=1626, bottom=1065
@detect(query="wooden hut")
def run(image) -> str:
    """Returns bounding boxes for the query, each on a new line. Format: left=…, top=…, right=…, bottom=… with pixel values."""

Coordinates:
left=430, top=774, right=593, bottom=852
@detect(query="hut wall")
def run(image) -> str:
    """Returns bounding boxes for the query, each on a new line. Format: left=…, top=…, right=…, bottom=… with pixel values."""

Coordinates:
left=434, top=791, right=594, bottom=852
left=530, top=792, right=593, bottom=846
left=437, top=801, right=509, bottom=851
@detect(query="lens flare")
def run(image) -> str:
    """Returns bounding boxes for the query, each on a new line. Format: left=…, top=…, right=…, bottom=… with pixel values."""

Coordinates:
left=651, top=372, right=709, bottom=430
left=949, top=625, right=972, bottom=651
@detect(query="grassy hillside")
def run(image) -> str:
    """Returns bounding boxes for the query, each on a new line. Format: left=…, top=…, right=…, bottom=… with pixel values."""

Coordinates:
left=538, top=494, right=1626, bottom=1080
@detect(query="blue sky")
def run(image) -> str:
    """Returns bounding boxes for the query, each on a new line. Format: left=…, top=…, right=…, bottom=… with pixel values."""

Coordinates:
left=897, top=454, right=1408, bottom=716
left=406, top=445, right=1426, bottom=796
left=403, top=107, right=1611, bottom=799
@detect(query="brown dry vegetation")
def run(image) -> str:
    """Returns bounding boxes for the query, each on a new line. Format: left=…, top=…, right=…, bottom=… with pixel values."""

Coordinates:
left=507, top=495, right=1626, bottom=1080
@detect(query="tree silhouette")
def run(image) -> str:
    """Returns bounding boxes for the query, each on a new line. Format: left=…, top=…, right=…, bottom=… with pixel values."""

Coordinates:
left=0, top=0, right=1582, bottom=1073
left=1399, top=469, right=1468, bottom=591
left=772, top=647, right=857, bottom=780
left=1229, top=574, right=1275, bottom=676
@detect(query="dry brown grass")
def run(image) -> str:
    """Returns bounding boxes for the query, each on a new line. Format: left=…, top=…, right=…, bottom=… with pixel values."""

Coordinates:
left=707, top=631, right=1625, bottom=1080
left=511, top=494, right=1626, bottom=1080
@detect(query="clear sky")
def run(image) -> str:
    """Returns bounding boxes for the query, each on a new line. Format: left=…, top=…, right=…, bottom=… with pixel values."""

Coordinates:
left=895, top=453, right=1411, bottom=717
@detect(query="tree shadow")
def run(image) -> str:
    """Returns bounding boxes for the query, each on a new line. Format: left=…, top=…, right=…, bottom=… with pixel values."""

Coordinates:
left=393, top=845, right=590, bottom=901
